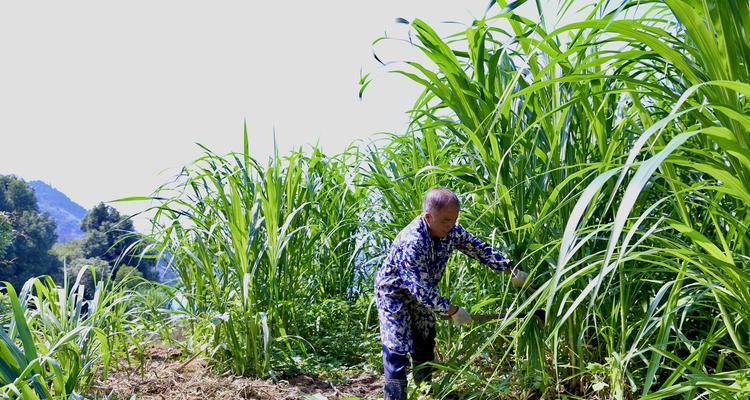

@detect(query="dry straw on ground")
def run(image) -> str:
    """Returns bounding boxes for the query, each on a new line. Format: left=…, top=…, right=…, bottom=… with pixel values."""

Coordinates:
left=92, top=346, right=382, bottom=400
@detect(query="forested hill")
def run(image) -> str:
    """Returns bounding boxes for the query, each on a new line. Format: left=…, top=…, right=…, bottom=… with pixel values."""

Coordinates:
left=28, top=180, right=86, bottom=243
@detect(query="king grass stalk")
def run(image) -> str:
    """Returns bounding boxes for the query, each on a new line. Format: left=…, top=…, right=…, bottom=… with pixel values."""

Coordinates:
left=125, top=131, right=372, bottom=377
left=363, top=1, right=749, bottom=397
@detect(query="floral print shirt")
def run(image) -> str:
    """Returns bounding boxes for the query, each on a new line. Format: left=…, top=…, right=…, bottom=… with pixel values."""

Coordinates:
left=374, top=215, right=512, bottom=353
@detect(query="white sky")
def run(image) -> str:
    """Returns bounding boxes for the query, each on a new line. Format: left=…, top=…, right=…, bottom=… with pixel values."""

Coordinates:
left=0, top=1, right=569, bottom=232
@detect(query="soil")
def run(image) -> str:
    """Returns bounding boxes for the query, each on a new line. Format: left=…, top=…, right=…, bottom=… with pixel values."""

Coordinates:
left=90, top=346, right=383, bottom=400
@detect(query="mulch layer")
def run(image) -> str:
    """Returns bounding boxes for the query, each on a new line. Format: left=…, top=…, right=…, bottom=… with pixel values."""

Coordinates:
left=90, top=346, right=383, bottom=400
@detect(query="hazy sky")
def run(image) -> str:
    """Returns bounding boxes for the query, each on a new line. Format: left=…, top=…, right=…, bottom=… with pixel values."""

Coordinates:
left=0, top=1, right=555, bottom=231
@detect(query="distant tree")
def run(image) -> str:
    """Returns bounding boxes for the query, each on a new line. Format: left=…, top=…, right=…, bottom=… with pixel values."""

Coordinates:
left=0, top=175, right=38, bottom=213
left=80, top=203, right=155, bottom=280
left=81, top=230, right=111, bottom=260
left=112, top=265, right=143, bottom=289
left=50, top=238, right=86, bottom=264
left=0, top=175, right=61, bottom=288
left=0, top=211, right=12, bottom=260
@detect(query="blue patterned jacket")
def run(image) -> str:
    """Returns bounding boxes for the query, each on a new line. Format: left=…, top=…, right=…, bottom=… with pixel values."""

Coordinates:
left=374, top=215, right=512, bottom=353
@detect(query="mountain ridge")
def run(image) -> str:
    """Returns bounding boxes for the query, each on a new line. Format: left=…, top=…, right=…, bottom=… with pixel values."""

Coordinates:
left=28, top=180, right=86, bottom=243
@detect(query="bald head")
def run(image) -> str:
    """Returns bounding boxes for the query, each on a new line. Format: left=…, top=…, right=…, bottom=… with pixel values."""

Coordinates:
left=423, top=188, right=460, bottom=238
left=422, top=188, right=460, bottom=214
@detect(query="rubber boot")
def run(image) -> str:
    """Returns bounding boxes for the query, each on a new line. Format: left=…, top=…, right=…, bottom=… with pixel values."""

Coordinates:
left=383, top=378, right=407, bottom=400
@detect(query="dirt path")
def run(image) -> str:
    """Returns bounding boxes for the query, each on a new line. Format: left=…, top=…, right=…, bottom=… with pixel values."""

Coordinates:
left=91, top=346, right=383, bottom=399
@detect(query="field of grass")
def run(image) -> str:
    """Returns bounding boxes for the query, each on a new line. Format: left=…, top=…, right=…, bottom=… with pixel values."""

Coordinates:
left=2, top=0, right=749, bottom=398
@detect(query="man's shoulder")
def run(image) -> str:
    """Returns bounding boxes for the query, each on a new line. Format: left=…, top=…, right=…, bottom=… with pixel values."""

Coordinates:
left=446, top=223, right=467, bottom=241
left=394, top=216, right=428, bottom=248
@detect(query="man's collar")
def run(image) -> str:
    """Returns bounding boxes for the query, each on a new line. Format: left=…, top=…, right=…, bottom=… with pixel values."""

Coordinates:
left=417, top=214, right=432, bottom=241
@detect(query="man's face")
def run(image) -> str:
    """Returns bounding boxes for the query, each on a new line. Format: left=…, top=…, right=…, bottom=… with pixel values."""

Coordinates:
left=425, top=204, right=459, bottom=238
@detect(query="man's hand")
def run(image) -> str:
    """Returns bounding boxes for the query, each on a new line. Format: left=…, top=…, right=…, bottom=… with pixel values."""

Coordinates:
left=448, top=305, right=472, bottom=326
left=511, top=269, right=528, bottom=289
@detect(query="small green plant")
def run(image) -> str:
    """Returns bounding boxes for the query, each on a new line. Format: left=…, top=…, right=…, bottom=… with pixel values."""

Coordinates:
left=0, top=267, right=139, bottom=398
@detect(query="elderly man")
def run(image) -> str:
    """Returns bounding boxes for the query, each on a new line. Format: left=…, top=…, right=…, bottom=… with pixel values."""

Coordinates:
left=374, top=188, right=528, bottom=399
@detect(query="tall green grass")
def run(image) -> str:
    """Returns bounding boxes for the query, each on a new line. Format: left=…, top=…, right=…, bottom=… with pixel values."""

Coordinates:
left=133, top=131, right=373, bottom=376
left=362, top=0, right=749, bottom=397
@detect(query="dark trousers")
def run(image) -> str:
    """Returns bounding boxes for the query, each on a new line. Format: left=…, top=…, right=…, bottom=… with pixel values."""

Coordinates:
left=383, top=325, right=436, bottom=400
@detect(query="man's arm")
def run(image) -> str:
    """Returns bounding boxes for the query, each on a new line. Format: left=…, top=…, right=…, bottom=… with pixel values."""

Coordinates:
left=394, top=244, right=452, bottom=314
left=454, top=224, right=513, bottom=272
left=453, top=224, right=529, bottom=288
